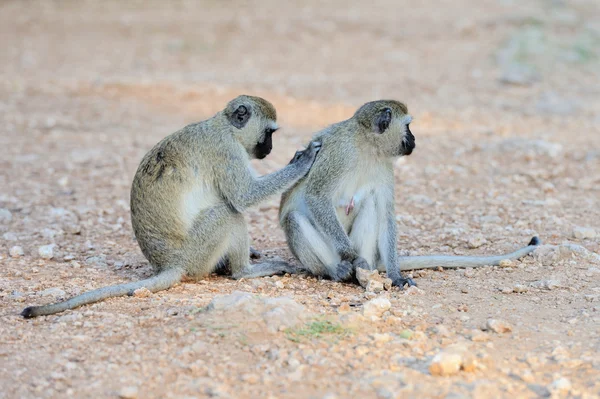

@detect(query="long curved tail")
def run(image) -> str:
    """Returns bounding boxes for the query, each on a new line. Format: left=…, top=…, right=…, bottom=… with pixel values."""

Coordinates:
left=21, top=268, right=183, bottom=318
left=399, top=236, right=540, bottom=271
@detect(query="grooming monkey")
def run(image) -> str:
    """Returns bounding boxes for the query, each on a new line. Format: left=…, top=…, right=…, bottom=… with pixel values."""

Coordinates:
left=22, top=95, right=321, bottom=318
left=279, top=100, right=540, bottom=287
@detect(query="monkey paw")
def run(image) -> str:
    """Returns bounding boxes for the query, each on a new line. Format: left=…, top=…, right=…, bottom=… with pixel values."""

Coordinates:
left=392, top=276, right=417, bottom=288
left=332, top=260, right=354, bottom=282
left=352, top=256, right=369, bottom=270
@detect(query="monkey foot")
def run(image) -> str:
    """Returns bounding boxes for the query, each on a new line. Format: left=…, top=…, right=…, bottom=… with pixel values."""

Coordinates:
left=249, top=247, right=262, bottom=259
left=333, top=260, right=354, bottom=282
left=393, top=277, right=417, bottom=288
left=352, top=256, right=369, bottom=270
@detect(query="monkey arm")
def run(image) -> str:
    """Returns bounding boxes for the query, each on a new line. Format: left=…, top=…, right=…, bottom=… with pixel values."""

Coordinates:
left=304, top=192, right=357, bottom=260
left=218, top=161, right=305, bottom=212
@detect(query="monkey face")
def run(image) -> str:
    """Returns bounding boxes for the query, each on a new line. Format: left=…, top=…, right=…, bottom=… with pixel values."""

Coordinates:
left=253, top=126, right=277, bottom=159
left=225, top=95, right=279, bottom=160
left=354, top=100, right=415, bottom=158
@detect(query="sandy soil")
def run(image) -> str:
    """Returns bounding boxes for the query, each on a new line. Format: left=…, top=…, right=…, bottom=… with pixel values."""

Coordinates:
left=1, top=1, right=599, bottom=398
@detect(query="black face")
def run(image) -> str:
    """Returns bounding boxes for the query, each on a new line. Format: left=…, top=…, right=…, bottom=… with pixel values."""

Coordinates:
left=401, top=124, right=416, bottom=155
left=254, top=127, right=276, bottom=159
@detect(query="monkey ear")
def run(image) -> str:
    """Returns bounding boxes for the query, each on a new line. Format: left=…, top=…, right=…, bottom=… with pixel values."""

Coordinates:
left=375, top=108, right=392, bottom=133
left=230, top=105, right=251, bottom=129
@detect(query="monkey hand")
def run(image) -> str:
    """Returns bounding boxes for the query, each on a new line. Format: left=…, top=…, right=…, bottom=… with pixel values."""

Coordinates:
left=288, top=141, right=322, bottom=172
left=332, top=260, right=354, bottom=282
left=392, top=276, right=417, bottom=288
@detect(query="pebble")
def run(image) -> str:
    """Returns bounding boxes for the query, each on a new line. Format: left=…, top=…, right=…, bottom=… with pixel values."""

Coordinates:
left=362, top=297, right=391, bottom=318
left=0, top=208, right=12, bottom=223
left=470, top=330, right=490, bottom=342
left=573, top=227, right=597, bottom=239
left=40, top=287, right=66, bottom=298
left=434, top=325, right=451, bottom=338
left=207, top=291, right=307, bottom=333
left=9, top=246, right=24, bottom=257
left=133, top=287, right=152, bottom=298
left=430, top=351, right=463, bottom=376
left=3, top=232, right=17, bottom=241
left=498, top=259, right=513, bottom=268
left=38, top=244, right=55, bottom=259
left=513, top=284, right=528, bottom=293
left=548, top=377, right=571, bottom=394
left=118, top=386, right=139, bottom=399
left=530, top=279, right=560, bottom=290
left=468, top=236, right=486, bottom=249
left=485, top=319, right=512, bottom=334
left=366, top=280, right=384, bottom=293
left=355, top=268, right=392, bottom=292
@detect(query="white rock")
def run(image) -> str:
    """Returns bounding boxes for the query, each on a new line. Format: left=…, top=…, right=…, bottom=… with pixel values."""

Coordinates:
left=573, top=227, right=597, bottom=239
left=9, top=246, right=24, bottom=257
left=530, top=279, right=561, bottom=290
left=38, top=244, right=55, bottom=259
left=468, top=236, right=486, bottom=249
left=429, top=352, right=463, bottom=376
left=3, top=232, right=17, bottom=241
left=366, top=280, right=384, bottom=293
left=362, top=297, right=391, bottom=318
left=499, top=259, right=513, bottom=268
left=548, top=377, right=571, bottom=394
left=207, top=291, right=307, bottom=333
left=0, top=208, right=12, bottom=223
left=118, top=386, right=139, bottom=399
left=40, top=287, right=66, bottom=298
left=485, top=319, right=512, bottom=334
left=513, top=284, right=528, bottom=293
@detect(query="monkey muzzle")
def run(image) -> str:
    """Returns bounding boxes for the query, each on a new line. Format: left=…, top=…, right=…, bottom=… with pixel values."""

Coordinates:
left=401, top=127, right=415, bottom=156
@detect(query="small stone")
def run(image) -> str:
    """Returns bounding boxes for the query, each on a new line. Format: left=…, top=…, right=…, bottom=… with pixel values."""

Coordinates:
left=3, top=232, right=17, bottom=241
left=118, top=386, right=139, bottom=399
left=366, top=280, right=384, bottom=293
left=371, top=333, right=393, bottom=345
left=133, top=287, right=152, bottom=298
left=573, top=227, right=597, bottom=239
left=434, top=325, right=451, bottom=338
left=485, top=319, right=512, bottom=334
left=362, top=297, right=391, bottom=318
left=38, top=244, right=55, bottom=259
left=404, top=285, right=425, bottom=295
left=0, top=208, right=12, bottom=223
left=40, top=287, right=66, bottom=298
left=548, top=377, right=571, bottom=394
left=530, top=279, right=560, bottom=290
left=9, top=246, right=24, bottom=257
left=498, top=259, right=513, bottom=268
left=470, top=330, right=490, bottom=342
left=429, top=352, right=463, bottom=376
left=468, top=236, right=486, bottom=249
left=513, top=284, right=528, bottom=293
left=500, top=287, right=513, bottom=294
left=70, top=261, right=81, bottom=269
left=274, top=280, right=284, bottom=289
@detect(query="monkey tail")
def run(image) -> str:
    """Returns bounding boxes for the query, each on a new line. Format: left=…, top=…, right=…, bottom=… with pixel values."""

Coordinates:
left=20, top=268, right=183, bottom=319
left=398, top=236, right=541, bottom=271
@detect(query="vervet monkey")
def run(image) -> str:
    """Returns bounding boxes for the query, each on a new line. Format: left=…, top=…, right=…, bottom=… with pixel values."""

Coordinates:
left=279, top=100, right=539, bottom=287
left=22, top=95, right=321, bottom=318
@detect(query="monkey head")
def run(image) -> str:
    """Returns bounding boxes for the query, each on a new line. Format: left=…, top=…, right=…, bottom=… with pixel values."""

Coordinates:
left=354, top=100, right=415, bottom=157
left=225, top=95, right=279, bottom=160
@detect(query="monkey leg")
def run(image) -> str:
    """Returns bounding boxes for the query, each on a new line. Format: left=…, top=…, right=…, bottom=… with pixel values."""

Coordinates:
left=282, top=211, right=352, bottom=281
left=348, top=196, right=378, bottom=270
left=184, top=206, right=237, bottom=279
left=226, top=214, right=297, bottom=279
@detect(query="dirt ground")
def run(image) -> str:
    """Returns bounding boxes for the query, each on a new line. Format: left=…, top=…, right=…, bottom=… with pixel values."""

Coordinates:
left=1, top=1, right=600, bottom=398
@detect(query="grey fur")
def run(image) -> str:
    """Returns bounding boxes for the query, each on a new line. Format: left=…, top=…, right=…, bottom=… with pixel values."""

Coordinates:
left=279, top=100, right=539, bottom=287
left=22, top=95, right=320, bottom=318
